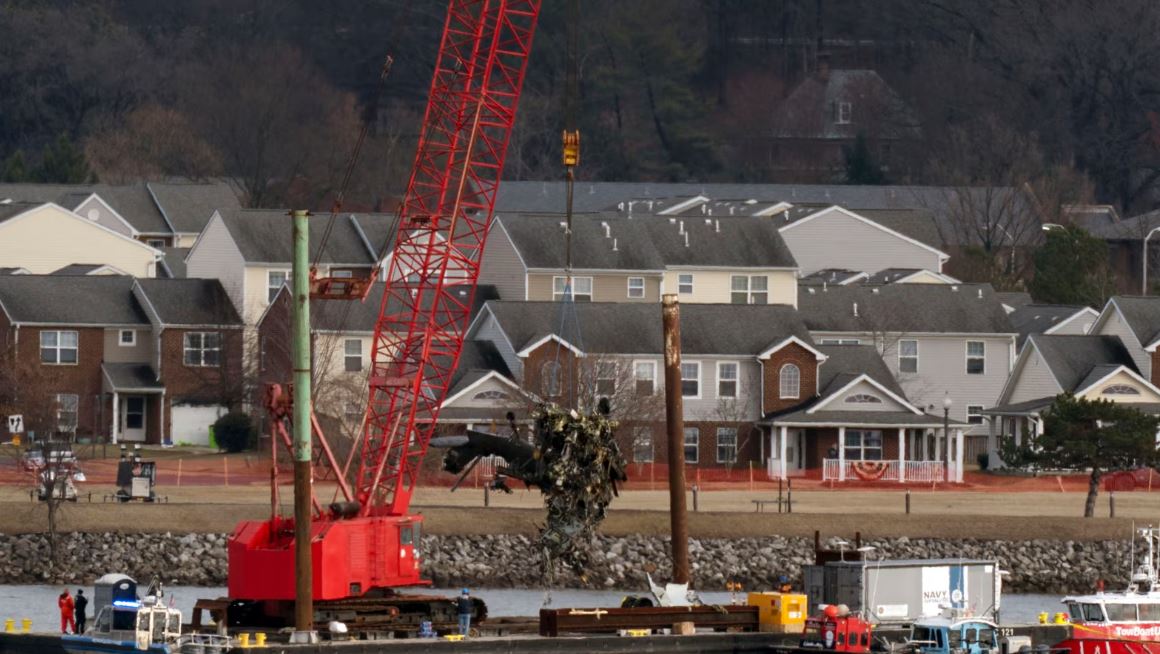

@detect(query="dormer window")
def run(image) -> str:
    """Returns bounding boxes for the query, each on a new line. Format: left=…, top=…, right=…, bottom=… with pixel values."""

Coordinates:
left=844, top=393, right=882, bottom=404
left=837, top=102, right=852, bottom=125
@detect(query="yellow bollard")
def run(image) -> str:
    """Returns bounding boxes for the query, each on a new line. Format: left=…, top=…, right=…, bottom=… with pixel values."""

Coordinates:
left=4, top=619, right=13, bottom=633
left=255, top=632, right=267, bottom=647
left=1038, top=612, right=1048, bottom=625
left=20, top=618, right=30, bottom=633
left=1055, top=612, right=1068, bottom=624
left=238, top=632, right=251, bottom=648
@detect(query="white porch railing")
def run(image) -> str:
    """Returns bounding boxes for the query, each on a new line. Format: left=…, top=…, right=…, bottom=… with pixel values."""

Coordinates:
left=478, top=455, right=508, bottom=479
left=823, top=459, right=947, bottom=482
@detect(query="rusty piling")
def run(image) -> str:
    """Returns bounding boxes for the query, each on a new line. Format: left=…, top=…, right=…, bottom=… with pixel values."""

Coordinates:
left=662, top=294, right=690, bottom=585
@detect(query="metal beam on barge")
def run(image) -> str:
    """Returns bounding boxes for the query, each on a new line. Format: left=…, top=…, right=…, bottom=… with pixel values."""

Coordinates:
left=539, top=605, right=759, bottom=636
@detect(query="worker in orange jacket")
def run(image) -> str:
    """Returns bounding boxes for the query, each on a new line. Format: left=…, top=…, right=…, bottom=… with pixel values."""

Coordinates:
left=58, top=589, right=76, bottom=634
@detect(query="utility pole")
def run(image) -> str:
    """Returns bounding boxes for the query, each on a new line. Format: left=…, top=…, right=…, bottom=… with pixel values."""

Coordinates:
left=661, top=294, right=690, bottom=584
left=291, top=209, right=317, bottom=643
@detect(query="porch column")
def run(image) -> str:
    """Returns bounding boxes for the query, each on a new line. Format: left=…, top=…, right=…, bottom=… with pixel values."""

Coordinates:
left=987, top=417, right=997, bottom=466
left=779, top=426, right=788, bottom=477
left=1014, top=418, right=1023, bottom=447
left=921, top=430, right=928, bottom=460
left=111, top=391, right=119, bottom=444
left=837, top=426, right=846, bottom=482
left=955, top=428, right=965, bottom=482
left=934, top=428, right=942, bottom=461
left=160, top=391, right=167, bottom=446
left=898, top=428, right=906, bottom=483
left=1034, top=416, right=1045, bottom=437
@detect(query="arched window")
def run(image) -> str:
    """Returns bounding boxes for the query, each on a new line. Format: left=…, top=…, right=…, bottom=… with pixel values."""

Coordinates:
left=541, top=361, right=562, bottom=397
left=472, top=390, right=509, bottom=401
left=845, top=393, right=882, bottom=404
left=779, top=364, right=800, bottom=399
left=1103, top=384, right=1141, bottom=396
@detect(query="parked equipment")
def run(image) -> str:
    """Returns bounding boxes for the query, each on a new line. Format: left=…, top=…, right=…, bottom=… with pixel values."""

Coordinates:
left=114, top=445, right=157, bottom=502
left=749, top=592, right=808, bottom=633
left=799, top=605, right=873, bottom=652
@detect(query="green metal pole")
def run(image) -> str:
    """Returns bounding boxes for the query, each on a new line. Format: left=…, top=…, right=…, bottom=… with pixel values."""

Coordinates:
left=291, top=209, right=316, bottom=640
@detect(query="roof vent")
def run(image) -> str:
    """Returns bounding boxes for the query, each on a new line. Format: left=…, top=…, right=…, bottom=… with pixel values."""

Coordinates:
left=807, top=287, right=816, bottom=294
left=617, top=202, right=625, bottom=211
left=668, top=217, right=677, bottom=224
left=977, top=288, right=983, bottom=299
left=602, top=221, right=611, bottom=238
left=871, top=288, right=880, bottom=294
left=678, top=220, right=685, bottom=235
left=715, top=219, right=720, bottom=233
left=701, top=204, right=707, bottom=215
left=823, top=281, right=828, bottom=291
left=745, top=198, right=757, bottom=205
left=704, top=218, right=712, bottom=225
left=729, top=206, right=736, bottom=215
left=588, top=184, right=595, bottom=194
left=647, top=200, right=655, bottom=211
left=853, top=302, right=859, bottom=317
left=0, top=198, right=10, bottom=205
left=612, top=237, right=618, bottom=252
left=683, top=232, right=690, bottom=247
left=951, top=285, right=959, bottom=292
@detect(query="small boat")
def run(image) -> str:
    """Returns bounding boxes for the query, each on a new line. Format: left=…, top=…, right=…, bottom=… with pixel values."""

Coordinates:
left=1061, top=527, right=1160, bottom=643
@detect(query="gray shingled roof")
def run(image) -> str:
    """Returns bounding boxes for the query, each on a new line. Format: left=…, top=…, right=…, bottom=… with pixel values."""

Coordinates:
left=800, top=269, right=866, bottom=286
left=497, top=212, right=797, bottom=270
left=0, top=202, right=42, bottom=223
left=798, top=283, right=1014, bottom=334
left=0, top=268, right=27, bottom=275
left=216, top=209, right=395, bottom=265
left=0, top=276, right=146, bottom=325
left=134, top=278, right=242, bottom=326
left=159, top=247, right=189, bottom=279
left=1087, top=210, right=1160, bottom=240
left=0, top=183, right=169, bottom=233
left=481, top=301, right=813, bottom=355
left=147, top=181, right=242, bottom=234
left=861, top=268, right=926, bottom=285
left=1028, top=334, right=1136, bottom=393
left=770, top=410, right=958, bottom=426
left=771, top=69, right=922, bottom=141
left=1008, top=304, right=1092, bottom=345
left=52, top=264, right=115, bottom=276
left=304, top=283, right=500, bottom=333
left=447, top=340, right=514, bottom=397
left=1109, top=296, right=1160, bottom=347
left=996, top=292, right=1032, bottom=311
left=102, top=363, right=164, bottom=391
left=817, top=345, right=905, bottom=398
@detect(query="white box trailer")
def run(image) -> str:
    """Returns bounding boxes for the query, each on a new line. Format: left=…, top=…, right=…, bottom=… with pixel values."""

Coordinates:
left=803, top=558, right=1001, bottom=625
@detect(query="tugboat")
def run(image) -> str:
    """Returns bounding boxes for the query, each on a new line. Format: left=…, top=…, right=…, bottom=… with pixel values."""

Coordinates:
left=61, top=575, right=229, bottom=654
left=1054, top=527, right=1160, bottom=653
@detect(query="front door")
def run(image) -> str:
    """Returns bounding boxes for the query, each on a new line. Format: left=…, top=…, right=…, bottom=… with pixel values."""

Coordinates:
left=121, top=396, right=146, bottom=442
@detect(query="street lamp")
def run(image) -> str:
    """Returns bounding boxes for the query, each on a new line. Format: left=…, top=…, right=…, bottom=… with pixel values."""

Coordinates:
left=1142, top=226, right=1160, bottom=295
left=942, top=393, right=953, bottom=475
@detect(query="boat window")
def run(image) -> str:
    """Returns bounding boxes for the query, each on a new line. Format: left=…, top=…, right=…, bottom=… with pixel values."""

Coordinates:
left=113, top=609, right=136, bottom=631
left=913, top=626, right=935, bottom=643
left=949, top=627, right=963, bottom=649
left=94, top=607, right=111, bottom=632
left=1082, top=603, right=1106, bottom=622
left=167, top=612, right=181, bottom=634
left=137, top=610, right=150, bottom=633
left=1068, top=602, right=1084, bottom=622
left=1106, top=604, right=1138, bottom=621
left=1140, top=604, right=1160, bottom=620
left=152, top=611, right=165, bottom=642
left=976, top=624, right=995, bottom=646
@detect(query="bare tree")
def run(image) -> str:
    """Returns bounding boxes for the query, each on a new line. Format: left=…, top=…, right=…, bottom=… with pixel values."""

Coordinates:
left=84, top=104, right=223, bottom=183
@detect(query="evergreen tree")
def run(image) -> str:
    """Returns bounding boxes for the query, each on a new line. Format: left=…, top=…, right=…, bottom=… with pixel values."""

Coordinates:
left=34, top=134, right=93, bottom=183
left=843, top=133, right=886, bottom=184
left=1001, top=395, right=1160, bottom=517
left=1029, top=226, right=1113, bottom=306
left=1, top=151, right=29, bottom=182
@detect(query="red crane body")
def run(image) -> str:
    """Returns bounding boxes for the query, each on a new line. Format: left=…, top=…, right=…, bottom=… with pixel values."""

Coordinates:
left=229, top=0, right=542, bottom=602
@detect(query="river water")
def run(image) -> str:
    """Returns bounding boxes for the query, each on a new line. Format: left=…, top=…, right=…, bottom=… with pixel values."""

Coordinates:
left=0, top=585, right=1061, bottom=634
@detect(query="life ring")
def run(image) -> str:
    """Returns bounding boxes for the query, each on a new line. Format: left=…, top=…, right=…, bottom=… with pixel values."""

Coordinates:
left=852, top=461, right=889, bottom=481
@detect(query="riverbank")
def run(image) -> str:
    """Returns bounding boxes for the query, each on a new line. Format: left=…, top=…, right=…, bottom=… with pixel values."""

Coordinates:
left=0, top=531, right=1133, bottom=594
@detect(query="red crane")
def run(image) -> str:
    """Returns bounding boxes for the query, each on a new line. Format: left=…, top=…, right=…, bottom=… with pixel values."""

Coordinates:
left=229, top=0, right=542, bottom=609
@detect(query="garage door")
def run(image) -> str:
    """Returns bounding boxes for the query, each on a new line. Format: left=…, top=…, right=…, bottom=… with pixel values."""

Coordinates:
left=171, top=405, right=226, bottom=446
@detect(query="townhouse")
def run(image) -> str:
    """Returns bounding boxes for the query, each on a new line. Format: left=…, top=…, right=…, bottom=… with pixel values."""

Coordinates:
left=461, top=301, right=962, bottom=479
left=1007, top=303, right=1098, bottom=347
left=480, top=212, right=799, bottom=305
left=985, top=334, right=1160, bottom=465
left=0, top=276, right=243, bottom=445
left=0, top=202, right=163, bottom=276
left=795, top=283, right=1018, bottom=443
left=1088, top=296, right=1160, bottom=382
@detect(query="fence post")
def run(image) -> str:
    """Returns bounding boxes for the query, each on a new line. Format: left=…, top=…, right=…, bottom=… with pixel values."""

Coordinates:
left=176, top=458, right=182, bottom=487
left=905, top=489, right=911, bottom=515
left=484, top=483, right=490, bottom=508
left=748, top=461, right=754, bottom=491
left=1109, top=491, right=1115, bottom=518
left=692, top=484, right=699, bottom=512
left=223, top=456, right=229, bottom=486
left=787, top=478, right=792, bottom=514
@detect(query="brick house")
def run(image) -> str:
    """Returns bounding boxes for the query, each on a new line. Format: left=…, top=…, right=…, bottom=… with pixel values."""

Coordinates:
left=463, top=300, right=957, bottom=477
left=0, top=276, right=243, bottom=445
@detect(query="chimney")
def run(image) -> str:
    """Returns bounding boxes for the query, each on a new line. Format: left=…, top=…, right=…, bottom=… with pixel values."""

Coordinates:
left=817, top=52, right=832, bottom=81
left=853, top=302, right=859, bottom=317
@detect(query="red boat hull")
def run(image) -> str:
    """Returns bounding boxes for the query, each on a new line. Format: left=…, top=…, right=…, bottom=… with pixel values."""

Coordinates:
left=1056, top=638, right=1160, bottom=654
left=1070, top=623, right=1160, bottom=642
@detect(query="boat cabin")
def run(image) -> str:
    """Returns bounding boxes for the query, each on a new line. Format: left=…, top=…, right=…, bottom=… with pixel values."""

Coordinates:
left=88, top=601, right=181, bottom=649
left=909, top=617, right=999, bottom=654
left=1063, top=594, right=1160, bottom=624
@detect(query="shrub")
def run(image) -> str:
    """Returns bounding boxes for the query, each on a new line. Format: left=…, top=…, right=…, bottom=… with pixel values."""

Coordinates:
left=213, top=412, right=254, bottom=453
left=976, top=452, right=990, bottom=471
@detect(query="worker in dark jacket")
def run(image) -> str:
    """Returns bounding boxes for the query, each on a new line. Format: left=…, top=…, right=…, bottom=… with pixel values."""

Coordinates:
left=457, top=588, right=473, bottom=637
left=74, top=590, right=88, bottom=634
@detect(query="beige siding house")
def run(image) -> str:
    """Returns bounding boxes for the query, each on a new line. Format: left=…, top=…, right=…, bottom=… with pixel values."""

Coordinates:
left=0, top=203, right=162, bottom=276
left=778, top=206, right=948, bottom=275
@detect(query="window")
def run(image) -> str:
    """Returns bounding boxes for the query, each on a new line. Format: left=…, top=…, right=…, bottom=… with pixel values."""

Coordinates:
left=845, top=393, right=882, bottom=404
left=680, top=361, right=700, bottom=398
left=843, top=429, right=883, bottom=461
left=344, top=339, right=363, bottom=372
left=717, top=362, right=738, bottom=398
left=819, top=338, right=860, bottom=345
left=716, top=427, right=738, bottom=463
left=1103, top=384, right=1141, bottom=396
left=40, top=331, right=78, bottom=364
left=1082, top=603, right=1105, bottom=622
left=118, top=330, right=136, bottom=347
left=634, top=361, right=657, bottom=396
left=183, top=332, right=221, bottom=367
left=1140, top=604, right=1160, bottom=621
left=967, top=405, right=985, bottom=425
left=541, top=361, right=563, bottom=397
left=552, top=276, right=592, bottom=302
left=632, top=426, right=654, bottom=463
left=267, top=270, right=289, bottom=303
left=837, top=101, right=852, bottom=124
left=595, top=361, right=616, bottom=398
left=331, top=270, right=354, bottom=278
left=472, top=390, right=510, bottom=401
left=731, top=275, right=768, bottom=304
left=898, top=339, right=918, bottom=374
left=779, top=364, right=800, bottom=399
left=55, top=393, right=78, bottom=432
left=966, top=341, right=985, bottom=374
left=678, top=274, right=694, bottom=294
left=683, top=427, right=699, bottom=463
left=627, top=277, right=645, bottom=299
left=1107, top=604, right=1138, bottom=622
left=146, top=238, right=166, bottom=248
